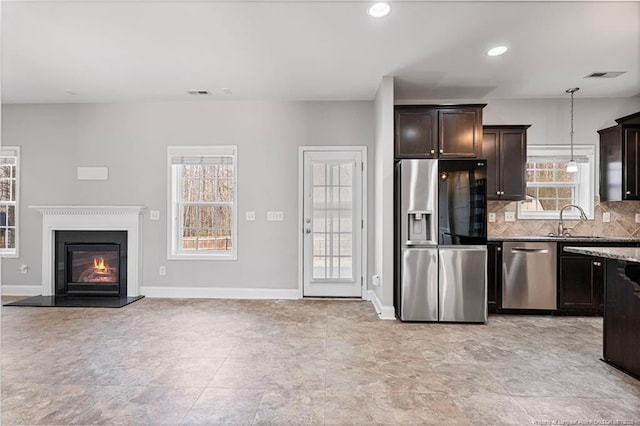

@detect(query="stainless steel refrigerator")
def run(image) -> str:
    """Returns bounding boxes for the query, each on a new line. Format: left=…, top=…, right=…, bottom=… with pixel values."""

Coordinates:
left=395, top=159, right=488, bottom=323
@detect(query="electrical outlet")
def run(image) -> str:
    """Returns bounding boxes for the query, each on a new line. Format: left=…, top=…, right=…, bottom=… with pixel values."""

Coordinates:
left=504, top=212, right=515, bottom=223
left=267, top=211, right=284, bottom=221
left=159, top=266, right=166, bottom=276
left=636, top=213, right=640, bottom=223
left=603, top=212, right=611, bottom=223
left=488, top=212, right=496, bottom=223
left=150, top=210, right=160, bottom=220
left=372, top=274, right=381, bottom=287
left=245, top=211, right=256, bottom=221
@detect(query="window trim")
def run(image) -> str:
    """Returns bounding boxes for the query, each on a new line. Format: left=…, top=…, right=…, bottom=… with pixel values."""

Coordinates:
left=0, top=146, right=20, bottom=259
left=517, top=145, right=594, bottom=220
left=167, top=145, right=238, bottom=260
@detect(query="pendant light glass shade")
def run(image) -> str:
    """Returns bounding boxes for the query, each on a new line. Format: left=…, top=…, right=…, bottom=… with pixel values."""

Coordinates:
left=566, top=160, right=578, bottom=173
left=566, top=87, right=580, bottom=173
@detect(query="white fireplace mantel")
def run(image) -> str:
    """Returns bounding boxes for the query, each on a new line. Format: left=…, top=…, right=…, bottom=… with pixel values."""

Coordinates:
left=30, top=206, right=146, bottom=297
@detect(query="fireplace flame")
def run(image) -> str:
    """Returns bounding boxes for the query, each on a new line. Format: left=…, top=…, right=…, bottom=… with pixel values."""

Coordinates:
left=93, top=257, right=108, bottom=272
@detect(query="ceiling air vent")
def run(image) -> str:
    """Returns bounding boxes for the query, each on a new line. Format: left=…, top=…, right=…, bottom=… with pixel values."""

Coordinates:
left=186, top=90, right=211, bottom=95
left=584, top=72, right=625, bottom=78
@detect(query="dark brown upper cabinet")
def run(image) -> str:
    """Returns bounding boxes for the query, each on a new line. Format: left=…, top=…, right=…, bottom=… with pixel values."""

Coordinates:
left=482, top=125, right=530, bottom=200
left=599, top=112, right=640, bottom=201
left=394, top=107, right=437, bottom=158
left=395, top=105, right=485, bottom=159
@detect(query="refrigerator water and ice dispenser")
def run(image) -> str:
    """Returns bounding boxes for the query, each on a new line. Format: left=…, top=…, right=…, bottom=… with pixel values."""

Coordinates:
left=407, top=211, right=432, bottom=242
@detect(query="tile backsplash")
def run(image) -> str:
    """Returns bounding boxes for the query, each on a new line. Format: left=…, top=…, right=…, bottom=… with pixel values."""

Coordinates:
left=488, top=197, right=640, bottom=238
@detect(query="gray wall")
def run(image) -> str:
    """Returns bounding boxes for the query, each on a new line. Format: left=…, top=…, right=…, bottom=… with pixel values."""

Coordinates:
left=1, top=101, right=375, bottom=292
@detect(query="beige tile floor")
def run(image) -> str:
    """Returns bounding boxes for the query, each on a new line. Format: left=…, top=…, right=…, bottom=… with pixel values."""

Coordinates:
left=1, top=297, right=639, bottom=425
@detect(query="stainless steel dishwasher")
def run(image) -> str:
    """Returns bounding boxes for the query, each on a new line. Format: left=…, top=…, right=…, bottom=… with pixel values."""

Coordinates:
left=502, top=241, right=557, bottom=309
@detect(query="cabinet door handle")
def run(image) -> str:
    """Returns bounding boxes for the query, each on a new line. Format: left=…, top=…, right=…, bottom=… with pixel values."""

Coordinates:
left=626, top=191, right=632, bottom=195
left=593, top=261, right=602, bottom=267
left=439, top=149, right=444, bottom=154
left=496, top=247, right=502, bottom=252
left=430, top=149, right=435, bottom=154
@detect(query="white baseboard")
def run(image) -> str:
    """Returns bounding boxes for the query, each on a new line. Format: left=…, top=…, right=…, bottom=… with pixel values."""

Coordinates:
left=368, top=289, right=396, bottom=320
left=140, top=286, right=300, bottom=300
left=1, top=285, right=41, bottom=296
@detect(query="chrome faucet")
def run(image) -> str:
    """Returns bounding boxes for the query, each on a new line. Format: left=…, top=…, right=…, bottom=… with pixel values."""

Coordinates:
left=558, top=204, right=588, bottom=236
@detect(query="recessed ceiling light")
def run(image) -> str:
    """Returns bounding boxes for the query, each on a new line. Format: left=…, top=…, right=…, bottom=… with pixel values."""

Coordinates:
left=368, top=2, right=391, bottom=18
left=186, top=90, right=210, bottom=95
left=487, top=46, right=508, bottom=57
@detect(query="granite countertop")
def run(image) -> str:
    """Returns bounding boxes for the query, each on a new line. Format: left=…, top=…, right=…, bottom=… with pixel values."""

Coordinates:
left=563, top=247, right=640, bottom=263
left=489, top=235, right=640, bottom=243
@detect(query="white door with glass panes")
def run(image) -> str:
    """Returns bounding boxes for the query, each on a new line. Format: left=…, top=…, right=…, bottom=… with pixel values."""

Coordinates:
left=303, top=150, right=363, bottom=297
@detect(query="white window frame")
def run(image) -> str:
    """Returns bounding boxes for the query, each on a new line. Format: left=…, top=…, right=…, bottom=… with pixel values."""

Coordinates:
left=517, top=145, right=594, bottom=220
left=0, top=146, right=20, bottom=258
left=167, top=145, right=237, bottom=260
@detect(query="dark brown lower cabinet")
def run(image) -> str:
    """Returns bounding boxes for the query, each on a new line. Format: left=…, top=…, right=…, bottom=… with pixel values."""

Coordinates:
left=487, top=242, right=502, bottom=313
left=558, top=255, right=604, bottom=315
left=603, top=258, right=640, bottom=378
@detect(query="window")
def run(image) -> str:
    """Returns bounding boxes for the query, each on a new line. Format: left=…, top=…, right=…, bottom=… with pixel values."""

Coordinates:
left=518, top=145, right=594, bottom=220
left=0, top=147, right=19, bottom=257
left=168, top=146, right=237, bottom=259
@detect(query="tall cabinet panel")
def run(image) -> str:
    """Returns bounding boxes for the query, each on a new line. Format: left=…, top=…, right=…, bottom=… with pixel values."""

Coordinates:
left=482, top=125, right=529, bottom=200
left=599, top=112, right=640, bottom=201
left=487, top=241, right=502, bottom=313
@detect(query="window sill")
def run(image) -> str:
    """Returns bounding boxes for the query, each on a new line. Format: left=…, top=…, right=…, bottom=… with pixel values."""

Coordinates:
left=168, top=253, right=237, bottom=261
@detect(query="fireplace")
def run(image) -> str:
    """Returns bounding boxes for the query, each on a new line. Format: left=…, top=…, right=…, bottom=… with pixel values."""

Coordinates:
left=55, top=230, right=128, bottom=297
left=31, top=206, right=145, bottom=297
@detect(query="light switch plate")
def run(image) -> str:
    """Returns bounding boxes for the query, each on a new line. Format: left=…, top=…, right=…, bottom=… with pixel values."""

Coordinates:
left=246, top=211, right=256, bottom=221
left=504, top=212, right=515, bottom=222
left=267, top=211, right=284, bottom=221
left=372, top=275, right=381, bottom=287
left=636, top=213, right=640, bottom=223
left=150, top=210, right=160, bottom=220
left=488, top=212, right=496, bottom=223
left=159, top=266, right=166, bottom=276
left=602, top=212, right=611, bottom=223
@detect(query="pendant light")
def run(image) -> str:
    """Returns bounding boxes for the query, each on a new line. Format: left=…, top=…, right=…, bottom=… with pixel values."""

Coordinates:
left=566, top=87, right=579, bottom=173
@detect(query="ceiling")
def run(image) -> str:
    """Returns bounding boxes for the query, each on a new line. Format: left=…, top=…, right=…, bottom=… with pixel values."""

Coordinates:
left=2, top=0, right=639, bottom=104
